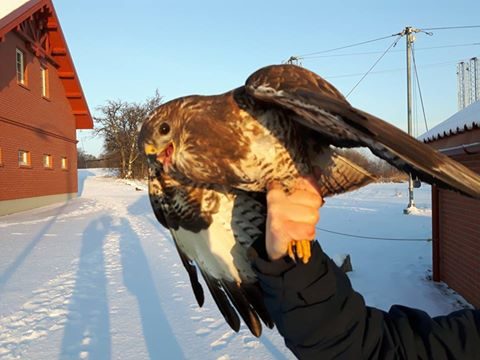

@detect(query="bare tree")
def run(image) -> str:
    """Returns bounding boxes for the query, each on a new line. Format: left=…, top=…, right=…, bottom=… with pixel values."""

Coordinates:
left=94, top=91, right=162, bottom=178
left=77, top=149, right=97, bottom=169
left=338, top=148, right=406, bottom=182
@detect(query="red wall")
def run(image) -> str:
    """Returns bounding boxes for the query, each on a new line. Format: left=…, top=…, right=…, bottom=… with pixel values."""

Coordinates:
left=438, top=153, right=480, bottom=308
left=0, top=31, right=78, bottom=201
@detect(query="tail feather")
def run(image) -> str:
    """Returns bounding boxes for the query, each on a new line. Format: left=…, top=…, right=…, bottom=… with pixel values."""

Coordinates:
left=200, top=270, right=241, bottom=333
left=221, top=280, right=263, bottom=337
left=243, top=283, right=275, bottom=329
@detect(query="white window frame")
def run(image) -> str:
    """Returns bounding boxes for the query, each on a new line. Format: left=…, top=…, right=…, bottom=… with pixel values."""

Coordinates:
left=18, top=150, right=31, bottom=167
left=16, top=49, right=26, bottom=85
left=61, top=156, right=68, bottom=170
left=41, top=65, right=49, bottom=98
left=43, top=154, right=52, bottom=168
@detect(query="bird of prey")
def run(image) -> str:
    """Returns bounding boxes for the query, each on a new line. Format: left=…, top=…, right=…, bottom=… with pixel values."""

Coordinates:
left=138, top=64, right=480, bottom=337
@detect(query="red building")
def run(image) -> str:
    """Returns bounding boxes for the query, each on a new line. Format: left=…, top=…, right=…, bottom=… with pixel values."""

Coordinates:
left=420, top=101, right=480, bottom=308
left=0, top=0, right=92, bottom=216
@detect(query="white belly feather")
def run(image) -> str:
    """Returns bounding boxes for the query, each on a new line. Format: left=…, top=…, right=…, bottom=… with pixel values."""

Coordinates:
left=173, top=193, right=257, bottom=284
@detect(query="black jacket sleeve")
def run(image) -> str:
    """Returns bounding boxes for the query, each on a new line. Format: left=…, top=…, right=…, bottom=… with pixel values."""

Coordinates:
left=253, top=241, right=480, bottom=360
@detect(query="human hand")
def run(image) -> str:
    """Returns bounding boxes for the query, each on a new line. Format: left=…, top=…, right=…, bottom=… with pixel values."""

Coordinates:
left=265, top=177, right=323, bottom=261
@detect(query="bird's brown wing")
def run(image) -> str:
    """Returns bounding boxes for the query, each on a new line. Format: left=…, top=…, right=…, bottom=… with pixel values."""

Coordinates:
left=310, top=146, right=378, bottom=197
left=246, top=64, right=480, bottom=198
left=147, top=165, right=273, bottom=337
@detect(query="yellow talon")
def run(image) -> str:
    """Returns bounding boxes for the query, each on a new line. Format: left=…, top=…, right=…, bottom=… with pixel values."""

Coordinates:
left=300, top=240, right=311, bottom=264
left=287, top=241, right=296, bottom=262
left=297, top=240, right=304, bottom=259
left=287, top=240, right=312, bottom=263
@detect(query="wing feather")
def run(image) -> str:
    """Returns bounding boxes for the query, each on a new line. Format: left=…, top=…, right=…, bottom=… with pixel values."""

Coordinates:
left=246, top=64, right=480, bottom=198
left=309, top=145, right=378, bottom=197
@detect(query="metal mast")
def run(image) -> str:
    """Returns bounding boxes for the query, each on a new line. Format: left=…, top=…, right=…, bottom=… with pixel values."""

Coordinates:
left=403, top=26, right=421, bottom=214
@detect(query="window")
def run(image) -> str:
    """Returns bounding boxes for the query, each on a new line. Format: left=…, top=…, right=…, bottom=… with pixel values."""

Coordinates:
left=41, top=65, right=49, bottom=98
left=43, top=154, right=52, bottom=168
left=61, top=156, right=68, bottom=169
left=18, top=150, right=31, bottom=167
left=16, top=49, right=26, bottom=85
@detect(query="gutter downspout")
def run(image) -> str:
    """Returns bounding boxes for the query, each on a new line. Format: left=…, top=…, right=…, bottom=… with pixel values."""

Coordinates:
left=432, top=185, right=440, bottom=282
left=438, top=141, right=480, bottom=156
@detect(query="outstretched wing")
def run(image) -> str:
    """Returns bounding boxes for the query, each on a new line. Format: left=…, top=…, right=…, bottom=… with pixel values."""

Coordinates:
left=147, top=164, right=273, bottom=337
left=245, top=64, right=480, bottom=198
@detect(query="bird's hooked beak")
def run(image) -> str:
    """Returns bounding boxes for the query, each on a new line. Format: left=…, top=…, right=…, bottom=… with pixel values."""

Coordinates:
left=144, top=143, right=175, bottom=171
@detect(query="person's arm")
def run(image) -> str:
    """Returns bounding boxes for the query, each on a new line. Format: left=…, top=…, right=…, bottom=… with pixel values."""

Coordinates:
left=255, top=178, right=480, bottom=359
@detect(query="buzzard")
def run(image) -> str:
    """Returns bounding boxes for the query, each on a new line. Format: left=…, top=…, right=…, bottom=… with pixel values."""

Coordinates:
left=138, top=64, right=480, bottom=337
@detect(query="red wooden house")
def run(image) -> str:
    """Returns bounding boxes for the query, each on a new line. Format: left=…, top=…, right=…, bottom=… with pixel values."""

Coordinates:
left=419, top=101, right=480, bottom=308
left=0, top=0, right=92, bottom=216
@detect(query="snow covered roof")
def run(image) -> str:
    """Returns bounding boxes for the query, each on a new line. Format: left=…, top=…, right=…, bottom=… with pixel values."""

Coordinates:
left=418, top=101, right=480, bottom=143
left=0, top=0, right=30, bottom=21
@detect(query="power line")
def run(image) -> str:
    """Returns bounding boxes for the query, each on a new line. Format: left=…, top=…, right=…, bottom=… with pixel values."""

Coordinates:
left=302, top=42, right=480, bottom=59
left=316, top=227, right=431, bottom=242
left=296, top=34, right=398, bottom=58
left=412, top=43, right=429, bottom=132
left=420, top=25, right=480, bottom=31
left=324, top=57, right=474, bottom=79
left=345, top=35, right=403, bottom=98
left=293, top=26, right=480, bottom=61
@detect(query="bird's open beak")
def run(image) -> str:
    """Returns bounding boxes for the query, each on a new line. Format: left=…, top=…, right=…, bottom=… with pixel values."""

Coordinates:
left=144, top=143, right=174, bottom=171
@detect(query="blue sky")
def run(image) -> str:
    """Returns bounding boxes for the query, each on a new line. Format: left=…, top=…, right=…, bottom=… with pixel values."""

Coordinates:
left=53, top=0, right=480, bottom=156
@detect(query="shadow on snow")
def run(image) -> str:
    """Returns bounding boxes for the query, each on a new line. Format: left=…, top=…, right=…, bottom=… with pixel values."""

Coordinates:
left=60, top=211, right=183, bottom=359
left=118, top=217, right=184, bottom=359
left=60, top=215, right=112, bottom=359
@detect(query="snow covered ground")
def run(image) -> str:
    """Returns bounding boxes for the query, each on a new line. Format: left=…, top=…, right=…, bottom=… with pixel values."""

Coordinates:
left=0, top=169, right=471, bottom=359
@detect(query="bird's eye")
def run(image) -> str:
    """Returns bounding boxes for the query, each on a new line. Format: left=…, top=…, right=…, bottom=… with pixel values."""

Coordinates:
left=159, top=122, right=170, bottom=135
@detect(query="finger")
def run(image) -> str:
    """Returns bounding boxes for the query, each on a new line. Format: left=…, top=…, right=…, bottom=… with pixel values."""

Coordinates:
left=284, top=221, right=316, bottom=241
left=287, top=190, right=323, bottom=209
left=276, top=204, right=319, bottom=225
left=266, top=186, right=287, bottom=206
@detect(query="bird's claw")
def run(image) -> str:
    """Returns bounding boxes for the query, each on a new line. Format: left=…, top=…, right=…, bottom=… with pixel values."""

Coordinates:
left=287, top=240, right=311, bottom=264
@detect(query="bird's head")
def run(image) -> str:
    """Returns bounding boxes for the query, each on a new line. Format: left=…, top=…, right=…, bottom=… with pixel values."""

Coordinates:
left=139, top=102, right=180, bottom=172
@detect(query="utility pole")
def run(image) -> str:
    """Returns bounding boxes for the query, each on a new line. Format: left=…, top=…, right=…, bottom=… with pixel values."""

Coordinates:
left=403, top=26, right=421, bottom=214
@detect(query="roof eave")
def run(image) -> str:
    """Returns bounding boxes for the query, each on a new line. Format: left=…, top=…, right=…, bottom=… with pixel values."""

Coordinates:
left=421, top=123, right=480, bottom=144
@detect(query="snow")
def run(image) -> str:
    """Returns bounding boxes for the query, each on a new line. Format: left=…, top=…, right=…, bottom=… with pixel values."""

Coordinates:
left=0, top=170, right=472, bottom=359
left=0, top=0, right=30, bottom=21
left=418, top=100, right=480, bottom=142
